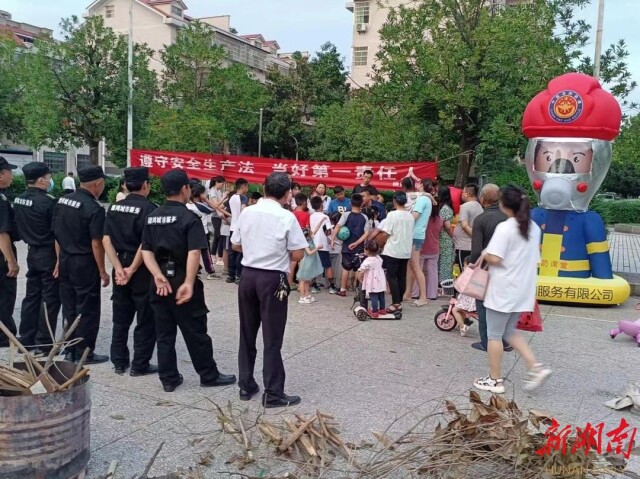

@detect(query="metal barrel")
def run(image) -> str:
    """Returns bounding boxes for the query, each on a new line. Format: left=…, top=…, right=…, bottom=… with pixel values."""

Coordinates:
left=0, top=361, right=91, bottom=479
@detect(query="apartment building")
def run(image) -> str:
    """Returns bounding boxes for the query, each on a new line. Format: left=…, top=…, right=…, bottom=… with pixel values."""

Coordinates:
left=0, top=11, right=103, bottom=174
left=85, top=0, right=294, bottom=82
left=346, top=0, right=526, bottom=88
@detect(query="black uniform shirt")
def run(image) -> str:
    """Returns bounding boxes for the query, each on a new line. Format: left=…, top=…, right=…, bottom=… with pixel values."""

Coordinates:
left=141, top=200, right=208, bottom=270
left=13, top=187, right=57, bottom=247
left=53, top=188, right=105, bottom=255
left=0, top=189, right=18, bottom=243
left=104, top=193, right=156, bottom=253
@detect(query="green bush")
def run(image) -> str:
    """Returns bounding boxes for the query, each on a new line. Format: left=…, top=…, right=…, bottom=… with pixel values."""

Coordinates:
left=591, top=198, right=640, bottom=225
left=489, top=166, right=535, bottom=199
left=5, top=172, right=72, bottom=200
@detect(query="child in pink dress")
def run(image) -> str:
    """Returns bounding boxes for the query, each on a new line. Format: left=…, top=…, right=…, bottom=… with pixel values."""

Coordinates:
left=357, top=241, right=387, bottom=318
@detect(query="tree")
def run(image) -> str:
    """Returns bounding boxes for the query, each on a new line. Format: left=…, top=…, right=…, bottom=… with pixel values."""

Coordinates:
left=373, top=0, right=636, bottom=186
left=17, top=15, right=156, bottom=166
left=261, top=42, right=349, bottom=158
left=141, top=21, right=266, bottom=154
left=601, top=114, right=640, bottom=197
left=0, top=36, right=25, bottom=142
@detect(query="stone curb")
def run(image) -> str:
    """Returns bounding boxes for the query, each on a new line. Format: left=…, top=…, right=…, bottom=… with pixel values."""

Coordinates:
left=614, top=224, right=640, bottom=234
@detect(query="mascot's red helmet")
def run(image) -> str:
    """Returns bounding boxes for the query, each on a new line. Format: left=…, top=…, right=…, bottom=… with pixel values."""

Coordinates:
left=522, top=72, right=621, bottom=141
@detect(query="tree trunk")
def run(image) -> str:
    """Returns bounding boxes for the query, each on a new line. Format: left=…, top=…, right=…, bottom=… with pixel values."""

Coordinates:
left=454, top=150, right=473, bottom=188
left=89, top=140, right=100, bottom=166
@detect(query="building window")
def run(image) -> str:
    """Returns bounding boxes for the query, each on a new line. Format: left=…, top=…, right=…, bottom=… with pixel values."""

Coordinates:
left=355, top=1, right=370, bottom=24
left=76, top=154, right=91, bottom=170
left=171, top=5, right=183, bottom=17
left=43, top=152, right=67, bottom=173
left=353, top=47, right=368, bottom=67
left=105, top=5, right=115, bottom=18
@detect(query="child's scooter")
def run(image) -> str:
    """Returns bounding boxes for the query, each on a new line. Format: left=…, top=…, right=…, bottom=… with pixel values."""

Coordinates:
left=433, top=279, right=476, bottom=331
left=350, top=254, right=401, bottom=321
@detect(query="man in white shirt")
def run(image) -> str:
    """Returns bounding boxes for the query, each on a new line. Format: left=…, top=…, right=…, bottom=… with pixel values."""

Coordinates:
left=227, top=178, right=249, bottom=284
left=231, top=172, right=307, bottom=408
left=62, top=172, right=76, bottom=194
left=453, top=183, right=483, bottom=268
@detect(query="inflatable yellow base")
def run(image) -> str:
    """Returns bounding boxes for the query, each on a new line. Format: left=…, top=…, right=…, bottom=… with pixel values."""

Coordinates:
left=536, top=275, right=630, bottom=305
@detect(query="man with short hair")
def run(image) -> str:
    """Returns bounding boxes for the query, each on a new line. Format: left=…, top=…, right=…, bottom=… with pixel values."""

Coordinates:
left=62, top=172, right=76, bottom=194
left=53, top=166, right=110, bottom=363
left=0, top=156, right=18, bottom=347
left=468, top=184, right=510, bottom=353
left=453, top=183, right=483, bottom=268
left=227, top=178, right=249, bottom=284
left=13, top=162, right=61, bottom=351
left=103, top=166, right=158, bottom=376
left=327, top=185, right=351, bottom=215
left=231, top=172, right=307, bottom=407
left=353, top=170, right=383, bottom=202
left=360, top=185, right=387, bottom=221
left=142, top=169, right=236, bottom=392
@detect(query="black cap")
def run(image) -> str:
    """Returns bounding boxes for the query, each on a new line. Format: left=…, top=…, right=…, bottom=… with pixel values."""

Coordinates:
left=0, top=156, right=17, bottom=171
left=78, top=166, right=107, bottom=183
left=22, top=162, right=52, bottom=181
left=123, top=166, right=149, bottom=183
left=161, top=169, right=190, bottom=192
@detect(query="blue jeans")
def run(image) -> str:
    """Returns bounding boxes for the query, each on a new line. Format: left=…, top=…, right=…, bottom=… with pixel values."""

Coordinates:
left=369, top=292, right=386, bottom=312
left=476, top=299, right=509, bottom=350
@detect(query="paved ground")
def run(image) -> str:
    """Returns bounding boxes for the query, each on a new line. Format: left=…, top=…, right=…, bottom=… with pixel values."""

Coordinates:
left=3, top=241, right=640, bottom=478
left=610, top=231, right=640, bottom=284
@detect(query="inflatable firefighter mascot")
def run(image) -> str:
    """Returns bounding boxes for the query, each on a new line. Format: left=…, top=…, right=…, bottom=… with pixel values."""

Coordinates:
left=522, top=72, right=630, bottom=305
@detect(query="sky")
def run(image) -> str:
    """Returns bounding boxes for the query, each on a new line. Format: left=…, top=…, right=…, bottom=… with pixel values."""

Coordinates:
left=1, top=0, right=639, bottom=104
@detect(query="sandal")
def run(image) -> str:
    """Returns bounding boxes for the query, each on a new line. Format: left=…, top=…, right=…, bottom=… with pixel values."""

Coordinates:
left=386, top=304, right=403, bottom=313
left=412, top=299, right=429, bottom=307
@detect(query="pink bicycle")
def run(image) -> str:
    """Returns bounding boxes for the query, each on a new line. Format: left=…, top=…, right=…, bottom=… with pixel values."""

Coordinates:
left=433, top=279, right=477, bottom=331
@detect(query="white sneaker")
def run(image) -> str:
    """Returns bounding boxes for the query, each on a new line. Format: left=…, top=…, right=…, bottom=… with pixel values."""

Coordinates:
left=298, top=296, right=312, bottom=304
left=523, top=364, right=552, bottom=391
left=207, top=272, right=221, bottom=280
left=308, top=296, right=317, bottom=303
left=216, top=259, right=224, bottom=266
left=460, top=325, right=469, bottom=337
left=473, top=376, right=505, bottom=394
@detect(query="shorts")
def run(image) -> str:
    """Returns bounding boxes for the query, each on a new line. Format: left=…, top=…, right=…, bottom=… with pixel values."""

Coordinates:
left=412, top=239, right=424, bottom=251
left=341, top=252, right=357, bottom=271
left=318, top=250, right=331, bottom=269
left=486, top=308, right=520, bottom=341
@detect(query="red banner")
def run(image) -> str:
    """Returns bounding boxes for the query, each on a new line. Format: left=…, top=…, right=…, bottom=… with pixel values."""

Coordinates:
left=131, top=149, right=437, bottom=190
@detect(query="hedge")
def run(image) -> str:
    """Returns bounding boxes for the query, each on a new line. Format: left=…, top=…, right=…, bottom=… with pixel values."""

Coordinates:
left=591, top=198, right=640, bottom=225
left=6, top=172, right=119, bottom=203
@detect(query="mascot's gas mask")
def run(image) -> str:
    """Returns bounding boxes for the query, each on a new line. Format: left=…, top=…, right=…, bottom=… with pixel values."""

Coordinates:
left=522, top=73, right=621, bottom=213
left=524, top=137, right=611, bottom=212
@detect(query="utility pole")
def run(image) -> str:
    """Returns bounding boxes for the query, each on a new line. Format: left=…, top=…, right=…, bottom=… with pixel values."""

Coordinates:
left=258, top=108, right=263, bottom=158
left=126, top=0, right=134, bottom=167
left=593, top=0, right=605, bottom=79
left=291, top=135, right=299, bottom=161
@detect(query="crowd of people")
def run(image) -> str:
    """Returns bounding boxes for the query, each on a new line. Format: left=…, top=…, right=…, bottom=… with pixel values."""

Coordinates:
left=0, top=158, right=550, bottom=403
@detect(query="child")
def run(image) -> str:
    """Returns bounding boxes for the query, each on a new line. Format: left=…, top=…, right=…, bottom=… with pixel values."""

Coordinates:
left=297, top=228, right=324, bottom=304
left=357, top=241, right=387, bottom=318
left=328, top=212, right=343, bottom=288
left=452, top=292, right=476, bottom=336
left=330, top=193, right=371, bottom=297
left=309, top=196, right=338, bottom=294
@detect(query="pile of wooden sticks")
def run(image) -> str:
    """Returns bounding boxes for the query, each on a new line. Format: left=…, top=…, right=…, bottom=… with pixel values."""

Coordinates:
left=0, top=315, right=90, bottom=396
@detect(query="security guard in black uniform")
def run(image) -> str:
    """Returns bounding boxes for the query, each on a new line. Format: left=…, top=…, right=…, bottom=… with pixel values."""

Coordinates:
left=13, top=162, right=61, bottom=351
left=0, top=156, right=19, bottom=347
left=53, top=165, right=110, bottom=364
left=141, top=169, right=236, bottom=392
left=103, top=167, right=157, bottom=376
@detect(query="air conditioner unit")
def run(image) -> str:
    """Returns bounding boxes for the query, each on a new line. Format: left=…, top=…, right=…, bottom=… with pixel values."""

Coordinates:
left=356, top=23, right=368, bottom=33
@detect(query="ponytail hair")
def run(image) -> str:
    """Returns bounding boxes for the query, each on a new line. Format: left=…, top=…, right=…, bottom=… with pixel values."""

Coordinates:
left=500, top=184, right=531, bottom=240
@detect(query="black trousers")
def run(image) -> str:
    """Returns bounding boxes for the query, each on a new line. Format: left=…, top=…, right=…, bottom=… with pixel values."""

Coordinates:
left=383, top=255, right=408, bottom=305
left=0, top=249, right=17, bottom=346
left=228, top=249, right=243, bottom=280
left=59, top=252, right=101, bottom=355
left=110, top=260, right=156, bottom=370
left=210, top=217, right=224, bottom=257
left=19, top=245, right=61, bottom=348
left=238, top=267, right=289, bottom=397
left=150, top=286, right=219, bottom=387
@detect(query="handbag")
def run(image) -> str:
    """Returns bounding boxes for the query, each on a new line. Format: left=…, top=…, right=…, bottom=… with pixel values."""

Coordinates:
left=517, top=302, right=543, bottom=332
left=373, top=231, right=389, bottom=249
left=453, top=257, right=489, bottom=300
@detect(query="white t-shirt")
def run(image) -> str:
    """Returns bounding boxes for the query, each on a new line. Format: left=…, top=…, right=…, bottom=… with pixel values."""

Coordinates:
left=483, top=218, right=542, bottom=313
left=229, top=194, right=243, bottom=232
left=231, top=198, right=308, bottom=273
left=208, top=187, right=224, bottom=218
left=62, top=176, right=76, bottom=191
left=309, top=211, right=331, bottom=251
left=381, top=210, right=414, bottom=259
left=186, top=202, right=208, bottom=234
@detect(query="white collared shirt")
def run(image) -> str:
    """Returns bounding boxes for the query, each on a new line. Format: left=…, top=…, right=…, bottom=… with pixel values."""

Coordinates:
left=231, top=198, right=307, bottom=273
